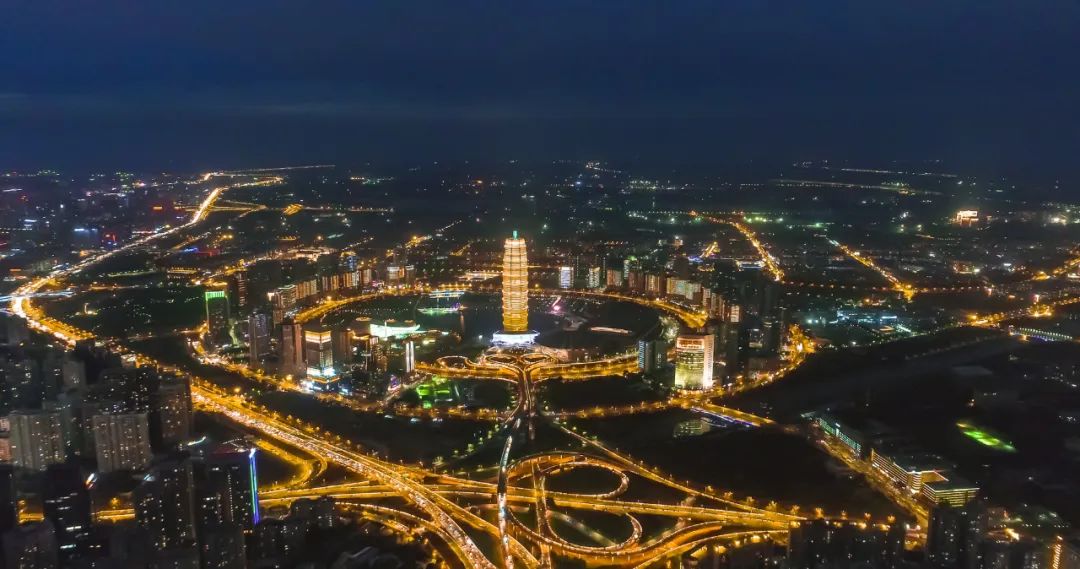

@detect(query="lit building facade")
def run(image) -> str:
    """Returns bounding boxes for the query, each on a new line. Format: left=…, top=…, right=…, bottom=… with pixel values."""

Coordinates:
left=280, top=319, right=305, bottom=378
left=674, top=332, right=714, bottom=390
left=637, top=339, right=668, bottom=374
left=304, top=328, right=332, bottom=380
left=135, top=458, right=197, bottom=552
left=606, top=268, right=622, bottom=288
left=92, top=411, right=153, bottom=472
left=502, top=232, right=529, bottom=333
left=9, top=409, right=65, bottom=471
left=587, top=266, right=602, bottom=290
left=196, top=444, right=260, bottom=531
left=404, top=340, right=415, bottom=373
left=559, top=266, right=573, bottom=289
left=155, top=379, right=192, bottom=447
left=204, top=289, right=231, bottom=345
left=247, top=312, right=271, bottom=367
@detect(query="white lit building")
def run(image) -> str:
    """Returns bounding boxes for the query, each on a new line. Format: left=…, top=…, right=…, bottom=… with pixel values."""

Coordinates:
left=674, top=333, right=714, bottom=390
left=559, top=266, right=573, bottom=289
left=304, top=325, right=336, bottom=381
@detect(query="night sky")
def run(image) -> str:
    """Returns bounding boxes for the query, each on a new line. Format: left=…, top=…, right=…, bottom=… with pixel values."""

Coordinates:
left=2, top=1, right=1079, bottom=180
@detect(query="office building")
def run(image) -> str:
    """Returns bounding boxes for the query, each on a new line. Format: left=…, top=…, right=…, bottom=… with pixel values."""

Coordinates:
left=9, top=409, right=66, bottom=471
left=637, top=339, right=667, bottom=374
left=922, top=476, right=980, bottom=508
left=280, top=319, right=305, bottom=378
left=92, top=412, right=152, bottom=472
left=330, top=325, right=351, bottom=367
left=303, top=324, right=336, bottom=381
left=720, top=305, right=743, bottom=379
left=813, top=413, right=869, bottom=458
left=204, top=289, right=231, bottom=346
left=674, top=332, right=714, bottom=390
left=869, top=448, right=972, bottom=500
left=247, top=312, right=271, bottom=367
left=228, top=271, right=248, bottom=309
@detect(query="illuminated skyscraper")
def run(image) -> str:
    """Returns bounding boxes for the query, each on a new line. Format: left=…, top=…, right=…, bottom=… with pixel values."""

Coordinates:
left=674, top=332, right=714, bottom=390
left=280, top=319, right=304, bottom=378
left=637, top=338, right=668, bottom=374
left=404, top=339, right=415, bottom=373
left=204, top=289, right=231, bottom=345
left=302, top=324, right=338, bottom=390
left=502, top=232, right=529, bottom=333
left=559, top=266, right=573, bottom=289
left=247, top=312, right=271, bottom=367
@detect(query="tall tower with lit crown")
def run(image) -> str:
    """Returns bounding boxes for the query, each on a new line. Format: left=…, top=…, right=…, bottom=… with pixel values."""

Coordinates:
left=502, top=231, right=529, bottom=333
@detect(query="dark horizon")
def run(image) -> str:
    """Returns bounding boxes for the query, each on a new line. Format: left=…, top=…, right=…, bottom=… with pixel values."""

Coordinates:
left=2, top=2, right=1079, bottom=185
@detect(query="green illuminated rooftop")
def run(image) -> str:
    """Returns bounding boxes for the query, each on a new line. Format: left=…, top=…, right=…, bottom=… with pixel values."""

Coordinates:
left=957, top=421, right=1016, bottom=452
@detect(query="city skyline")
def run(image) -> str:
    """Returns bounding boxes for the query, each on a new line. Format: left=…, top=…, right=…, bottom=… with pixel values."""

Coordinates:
left=1, top=3, right=1079, bottom=568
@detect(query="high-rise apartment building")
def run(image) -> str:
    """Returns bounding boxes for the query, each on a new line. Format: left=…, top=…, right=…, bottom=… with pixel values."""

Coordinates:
left=195, top=444, right=260, bottom=532
left=9, top=409, right=65, bottom=471
left=92, top=412, right=152, bottom=472
left=155, top=378, right=192, bottom=448
left=135, top=458, right=197, bottom=552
